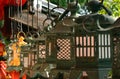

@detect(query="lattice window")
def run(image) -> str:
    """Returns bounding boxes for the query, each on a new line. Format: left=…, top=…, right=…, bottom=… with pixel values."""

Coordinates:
left=75, top=36, right=95, bottom=57
left=98, top=34, right=111, bottom=59
left=38, top=45, right=46, bottom=59
left=57, top=39, right=71, bottom=60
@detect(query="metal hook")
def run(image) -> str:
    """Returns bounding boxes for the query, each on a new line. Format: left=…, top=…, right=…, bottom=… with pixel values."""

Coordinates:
left=17, top=31, right=26, bottom=39
left=96, top=18, right=120, bottom=31
left=50, top=0, right=65, bottom=26
left=43, top=17, right=53, bottom=27
left=82, top=16, right=96, bottom=33
left=43, top=0, right=53, bottom=27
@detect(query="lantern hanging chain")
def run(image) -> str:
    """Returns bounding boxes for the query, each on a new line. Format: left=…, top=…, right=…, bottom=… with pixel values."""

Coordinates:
left=67, top=0, right=70, bottom=4
left=36, top=0, right=41, bottom=32
left=8, top=1, right=14, bottom=39
left=37, top=0, right=39, bottom=30
left=17, top=0, right=20, bottom=28
left=17, top=0, right=23, bottom=32
left=58, top=0, right=60, bottom=7
left=32, top=11, right=34, bottom=32
left=101, top=0, right=104, bottom=4
left=46, top=0, right=51, bottom=19
left=27, top=1, right=30, bottom=33
left=20, top=0, right=23, bottom=32
left=48, top=0, right=50, bottom=18
left=30, top=0, right=34, bottom=32
left=76, top=0, right=78, bottom=5
left=27, top=0, right=34, bottom=34
left=8, top=0, right=11, bottom=18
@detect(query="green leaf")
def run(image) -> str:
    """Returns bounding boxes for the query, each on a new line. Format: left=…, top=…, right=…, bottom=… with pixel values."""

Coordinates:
left=0, top=20, right=4, bottom=28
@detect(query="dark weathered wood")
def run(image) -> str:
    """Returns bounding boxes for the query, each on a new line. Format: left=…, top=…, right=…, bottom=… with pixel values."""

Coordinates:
left=10, top=10, right=52, bottom=30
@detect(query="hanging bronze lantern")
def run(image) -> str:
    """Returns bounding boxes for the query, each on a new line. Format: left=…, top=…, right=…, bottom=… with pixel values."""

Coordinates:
left=7, top=32, right=27, bottom=67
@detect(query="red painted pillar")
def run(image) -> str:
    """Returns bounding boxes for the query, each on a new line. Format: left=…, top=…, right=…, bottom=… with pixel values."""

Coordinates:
left=0, top=41, right=7, bottom=79
left=9, top=70, right=20, bottom=79
left=22, top=74, right=27, bottom=79
left=8, top=70, right=27, bottom=79
left=0, top=61, right=7, bottom=79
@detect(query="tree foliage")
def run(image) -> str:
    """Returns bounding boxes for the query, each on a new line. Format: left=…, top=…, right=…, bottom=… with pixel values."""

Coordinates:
left=49, top=0, right=120, bottom=17
left=50, top=0, right=67, bottom=8
left=100, top=0, right=120, bottom=17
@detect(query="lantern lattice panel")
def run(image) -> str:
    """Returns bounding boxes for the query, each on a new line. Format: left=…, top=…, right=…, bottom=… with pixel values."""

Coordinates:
left=21, top=43, right=38, bottom=68
left=98, top=34, right=111, bottom=59
left=22, top=50, right=38, bottom=68
left=25, top=53, right=37, bottom=67
left=75, top=32, right=112, bottom=68
left=57, top=39, right=71, bottom=60
left=75, top=36, right=95, bottom=57
left=38, top=44, right=46, bottom=59
left=98, top=33, right=112, bottom=68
